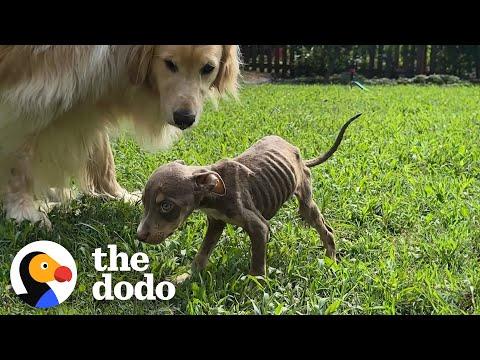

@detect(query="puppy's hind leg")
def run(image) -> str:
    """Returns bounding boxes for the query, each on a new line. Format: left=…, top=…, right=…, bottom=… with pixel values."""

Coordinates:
left=84, top=130, right=141, bottom=204
left=296, top=173, right=335, bottom=260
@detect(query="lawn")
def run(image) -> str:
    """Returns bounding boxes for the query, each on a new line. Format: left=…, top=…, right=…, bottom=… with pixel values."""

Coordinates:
left=1, top=84, right=479, bottom=315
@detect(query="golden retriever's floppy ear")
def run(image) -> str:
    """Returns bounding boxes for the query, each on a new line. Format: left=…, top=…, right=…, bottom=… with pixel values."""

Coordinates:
left=128, top=45, right=155, bottom=85
left=212, top=45, right=241, bottom=97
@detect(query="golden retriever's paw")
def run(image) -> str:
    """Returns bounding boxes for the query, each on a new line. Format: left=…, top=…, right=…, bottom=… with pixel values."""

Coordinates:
left=6, top=204, right=52, bottom=230
left=38, top=200, right=61, bottom=214
left=111, top=188, right=142, bottom=204
left=121, top=190, right=142, bottom=204
left=90, top=188, right=141, bottom=204
left=173, top=272, right=192, bottom=285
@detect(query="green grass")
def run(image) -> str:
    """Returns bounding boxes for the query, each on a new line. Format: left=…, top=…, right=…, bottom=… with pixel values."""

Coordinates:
left=1, top=84, right=480, bottom=315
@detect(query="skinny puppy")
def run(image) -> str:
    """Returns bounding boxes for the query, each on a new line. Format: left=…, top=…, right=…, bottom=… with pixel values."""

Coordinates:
left=137, top=114, right=362, bottom=276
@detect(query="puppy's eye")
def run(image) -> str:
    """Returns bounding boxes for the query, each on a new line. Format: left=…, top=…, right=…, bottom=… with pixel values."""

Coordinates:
left=159, top=200, right=174, bottom=213
left=164, top=60, right=178, bottom=73
left=200, top=63, right=215, bottom=75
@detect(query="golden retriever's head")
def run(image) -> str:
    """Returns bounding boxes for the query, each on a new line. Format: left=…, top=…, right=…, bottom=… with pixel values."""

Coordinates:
left=128, top=45, right=240, bottom=131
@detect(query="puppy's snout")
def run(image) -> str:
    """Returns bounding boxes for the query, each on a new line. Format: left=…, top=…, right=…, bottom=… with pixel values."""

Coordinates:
left=173, top=109, right=196, bottom=130
left=137, top=227, right=150, bottom=242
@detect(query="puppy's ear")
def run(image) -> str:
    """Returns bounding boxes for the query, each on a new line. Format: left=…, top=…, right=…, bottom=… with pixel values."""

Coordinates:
left=128, top=45, right=155, bottom=85
left=212, top=45, right=241, bottom=97
left=193, top=171, right=226, bottom=196
left=174, top=160, right=186, bottom=165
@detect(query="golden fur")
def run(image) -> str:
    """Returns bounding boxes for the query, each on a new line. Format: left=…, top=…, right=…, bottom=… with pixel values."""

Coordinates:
left=0, top=45, right=240, bottom=228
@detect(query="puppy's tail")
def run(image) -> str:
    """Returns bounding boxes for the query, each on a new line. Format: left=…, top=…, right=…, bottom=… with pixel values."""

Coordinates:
left=305, top=113, right=362, bottom=168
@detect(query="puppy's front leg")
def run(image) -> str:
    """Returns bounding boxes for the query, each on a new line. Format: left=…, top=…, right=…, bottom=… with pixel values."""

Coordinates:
left=192, top=217, right=226, bottom=271
left=242, top=210, right=269, bottom=276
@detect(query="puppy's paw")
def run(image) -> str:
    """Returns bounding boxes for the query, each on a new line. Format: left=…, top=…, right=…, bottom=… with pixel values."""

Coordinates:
left=325, top=234, right=336, bottom=262
left=192, top=254, right=208, bottom=271
left=328, top=252, right=337, bottom=263
left=248, top=268, right=266, bottom=277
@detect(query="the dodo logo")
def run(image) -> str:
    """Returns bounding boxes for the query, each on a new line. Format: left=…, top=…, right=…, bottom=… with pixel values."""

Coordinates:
left=10, top=241, right=77, bottom=309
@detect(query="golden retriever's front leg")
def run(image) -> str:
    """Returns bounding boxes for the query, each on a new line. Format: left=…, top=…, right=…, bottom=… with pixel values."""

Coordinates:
left=3, top=150, right=52, bottom=229
left=85, top=131, right=141, bottom=204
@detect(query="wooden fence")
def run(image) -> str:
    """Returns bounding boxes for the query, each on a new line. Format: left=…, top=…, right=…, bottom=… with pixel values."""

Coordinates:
left=240, top=45, right=296, bottom=77
left=240, top=45, right=480, bottom=79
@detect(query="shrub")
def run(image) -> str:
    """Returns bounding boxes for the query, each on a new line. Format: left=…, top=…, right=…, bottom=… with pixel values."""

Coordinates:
left=440, top=74, right=461, bottom=84
left=426, top=74, right=444, bottom=85
left=328, top=73, right=350, bottom=84
left=397, top=77, right=412, bottom=85
left=366, top=78, right=396, bottom=85
left=413, top=75, right=428, bottom=84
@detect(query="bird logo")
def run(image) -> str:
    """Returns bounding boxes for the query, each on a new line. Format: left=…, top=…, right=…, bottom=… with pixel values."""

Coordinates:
left=10, top=241, right=77, bottom=309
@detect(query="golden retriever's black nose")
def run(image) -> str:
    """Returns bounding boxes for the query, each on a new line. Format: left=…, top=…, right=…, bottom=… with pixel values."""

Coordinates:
left=173, top=110, right=196, bottom=130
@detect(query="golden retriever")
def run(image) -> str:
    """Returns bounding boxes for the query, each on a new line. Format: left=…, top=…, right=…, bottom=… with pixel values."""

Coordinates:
left=0, top=45, right=240, bottom=228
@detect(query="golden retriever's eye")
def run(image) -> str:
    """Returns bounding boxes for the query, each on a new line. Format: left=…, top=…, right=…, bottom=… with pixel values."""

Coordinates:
left=201, top=63, right=215, bottom=75
left=164, top=60, right=178, bottom=73
left=159, top=200, right=174, bottom=213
